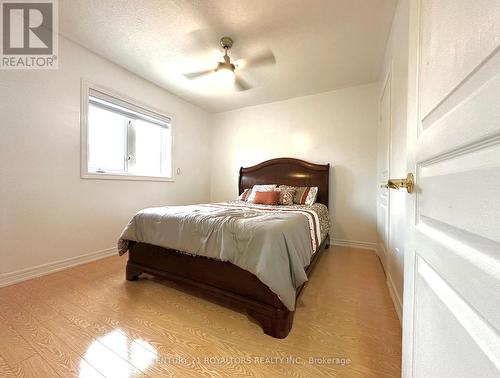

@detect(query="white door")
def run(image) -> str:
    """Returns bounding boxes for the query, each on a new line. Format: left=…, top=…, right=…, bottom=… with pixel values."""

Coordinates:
left=403, top=0, right=500, bottom=377
left=378, top=57, right=408, bottom=322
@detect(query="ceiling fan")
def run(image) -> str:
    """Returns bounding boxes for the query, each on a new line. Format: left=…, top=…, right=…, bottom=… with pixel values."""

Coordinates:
left=183, top=36, right=276, bottom=91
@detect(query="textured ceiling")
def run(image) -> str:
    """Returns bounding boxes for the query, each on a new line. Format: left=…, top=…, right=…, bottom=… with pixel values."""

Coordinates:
left=60, top=0, right=397, bottom=113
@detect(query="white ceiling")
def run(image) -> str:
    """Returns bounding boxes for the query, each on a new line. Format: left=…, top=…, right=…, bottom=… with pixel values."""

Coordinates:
left=60, top=0, right=397, bottom=113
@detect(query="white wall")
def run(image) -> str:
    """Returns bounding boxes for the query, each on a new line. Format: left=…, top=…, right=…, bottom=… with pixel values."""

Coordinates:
left=210, top=83, right=379, bottom=246
left=0, top=37, right=211, bottom=282
left=377, top=0, right=410, bottom=321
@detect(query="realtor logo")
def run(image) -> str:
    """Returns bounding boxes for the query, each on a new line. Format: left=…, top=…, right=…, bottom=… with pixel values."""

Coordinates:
left=1, top=0, right=58, bottom=69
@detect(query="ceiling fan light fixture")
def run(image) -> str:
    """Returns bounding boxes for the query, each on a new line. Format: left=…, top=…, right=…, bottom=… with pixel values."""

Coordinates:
left=215, top=60, right=235, bottom=87
left=215, top=65, right=235, bottom=87
left=214, top=39, right=236, bottom=87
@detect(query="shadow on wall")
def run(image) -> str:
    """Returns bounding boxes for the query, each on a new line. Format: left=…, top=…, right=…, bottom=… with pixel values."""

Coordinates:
left=330, top=164, right=358, bottom=241
left=329, top=165, right=339, bottom=238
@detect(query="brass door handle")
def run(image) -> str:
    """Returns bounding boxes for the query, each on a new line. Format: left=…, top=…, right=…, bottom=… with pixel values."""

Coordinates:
left=381, top=173, right=415, bottom=193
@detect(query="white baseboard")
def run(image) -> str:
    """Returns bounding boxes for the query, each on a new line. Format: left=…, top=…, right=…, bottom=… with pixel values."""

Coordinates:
left=376, top=243, right=403, bottom=324
left=332, top=238, right=377, bottom=251
left=0, top=247, right=117, bottom=288
left=376, top=243, right=387, bottom=270
left=387, top=273, right=403, bottom=324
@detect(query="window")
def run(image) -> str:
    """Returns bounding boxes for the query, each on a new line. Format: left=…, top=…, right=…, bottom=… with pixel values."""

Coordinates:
left=81, top=83, right=173, bottom=181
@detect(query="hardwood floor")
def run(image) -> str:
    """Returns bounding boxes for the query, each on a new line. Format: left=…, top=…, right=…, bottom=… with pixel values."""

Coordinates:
left=0, top=246, right=401, bottom=377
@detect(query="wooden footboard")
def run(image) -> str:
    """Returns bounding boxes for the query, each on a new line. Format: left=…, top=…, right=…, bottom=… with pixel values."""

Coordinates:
left=126, top=234, right=328, bottom=339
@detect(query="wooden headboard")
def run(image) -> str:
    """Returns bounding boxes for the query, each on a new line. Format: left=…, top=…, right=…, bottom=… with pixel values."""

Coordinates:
left=239, top=158, right=330, bottom=207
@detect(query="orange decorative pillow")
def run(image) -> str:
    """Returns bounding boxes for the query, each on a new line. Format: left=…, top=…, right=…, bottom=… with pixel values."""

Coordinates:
left=253, top=191, right=280, bottom=205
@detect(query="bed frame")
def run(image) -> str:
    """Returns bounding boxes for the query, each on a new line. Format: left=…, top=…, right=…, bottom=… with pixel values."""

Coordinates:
left=126, top=158, right=330, bottom=338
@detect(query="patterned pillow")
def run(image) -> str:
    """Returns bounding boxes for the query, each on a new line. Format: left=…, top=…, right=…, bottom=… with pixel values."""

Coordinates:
left=296, top=186, right=318, bottom=205
left=275, top=187, right=295, bottom=205
left=237, top=188, right=252, bottom=201
left=247, top=184, right=277, bottom=202
left=280, top=185, right=318, bottom=205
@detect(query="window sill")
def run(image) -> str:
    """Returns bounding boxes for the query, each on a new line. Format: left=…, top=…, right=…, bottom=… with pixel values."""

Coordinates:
left=81, top=172, right=175, bottom=182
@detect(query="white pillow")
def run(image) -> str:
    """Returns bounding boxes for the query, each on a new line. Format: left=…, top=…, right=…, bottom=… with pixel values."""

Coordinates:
left=237, top=188, right=252, bottom=201
left=246, top=184, right=277, bottom=202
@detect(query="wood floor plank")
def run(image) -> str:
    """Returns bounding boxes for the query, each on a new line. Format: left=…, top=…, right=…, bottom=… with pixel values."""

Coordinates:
left=1, top=304, right=103, bottom=378
left=46, top=295, right=258, bottom=377
left=0, top=323, right=36, bottom=366
left=43, top=314, right=147, bottom=377
left=0, top=246, right=402, bottom=377
left=13, top=354, right=61, bottom=378
left=0, top=355, right=17, bottom=378
left=60, top=285, right=306, bottom=375
left=15, top=295, right=60, bottom=324
left=18, top=285, right=205, bottom=377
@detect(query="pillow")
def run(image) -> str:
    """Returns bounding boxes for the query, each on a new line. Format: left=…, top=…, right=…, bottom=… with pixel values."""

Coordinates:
left=275, top=187, right=295, bottom=205
left=280, top=185, right=318, bottom=205
left=246, top=184, right=277, bottom=202
left=237, top=188, right=252, bottom=201
left=253, top=191, right=280, bottom=205
left=295, top=186, right=318, bottom=205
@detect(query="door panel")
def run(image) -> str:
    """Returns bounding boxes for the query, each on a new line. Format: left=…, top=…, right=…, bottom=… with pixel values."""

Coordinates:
left=419, top=0, right=500, bottom=117
left=416, top=218, right=500, bottom=334
left=404, top=0, right=500, bottom=376
left=417, top=55, right=500, bottom=162
left=419, top=165, right=500, bottom=242
left=414, top=258, right=499, bottom=377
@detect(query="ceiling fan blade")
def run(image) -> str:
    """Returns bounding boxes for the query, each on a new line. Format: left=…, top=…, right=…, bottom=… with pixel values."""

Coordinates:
left=183, top=69, right=215, bottom=80
left=234, top=75, right=252, bottom=91
left=236, top=50, right=276, bottom=70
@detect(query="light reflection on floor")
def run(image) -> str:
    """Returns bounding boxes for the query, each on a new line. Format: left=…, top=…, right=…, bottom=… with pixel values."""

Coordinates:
left=81, top=329, right=157, bottom=377
left=79, top=359, right=104, bottom=378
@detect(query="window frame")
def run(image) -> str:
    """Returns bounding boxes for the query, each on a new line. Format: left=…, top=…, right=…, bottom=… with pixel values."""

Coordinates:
left=80, top=79, right=175, bottom=182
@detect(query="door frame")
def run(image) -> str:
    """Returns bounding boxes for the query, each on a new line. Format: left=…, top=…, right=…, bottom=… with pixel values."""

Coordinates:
left=378, top=62, right=393, bottom=271
left=402, top=0, right=421, bottom=376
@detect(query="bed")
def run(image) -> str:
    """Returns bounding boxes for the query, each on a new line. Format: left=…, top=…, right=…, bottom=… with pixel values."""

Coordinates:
left=119, top=158, right=330, bottom=338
